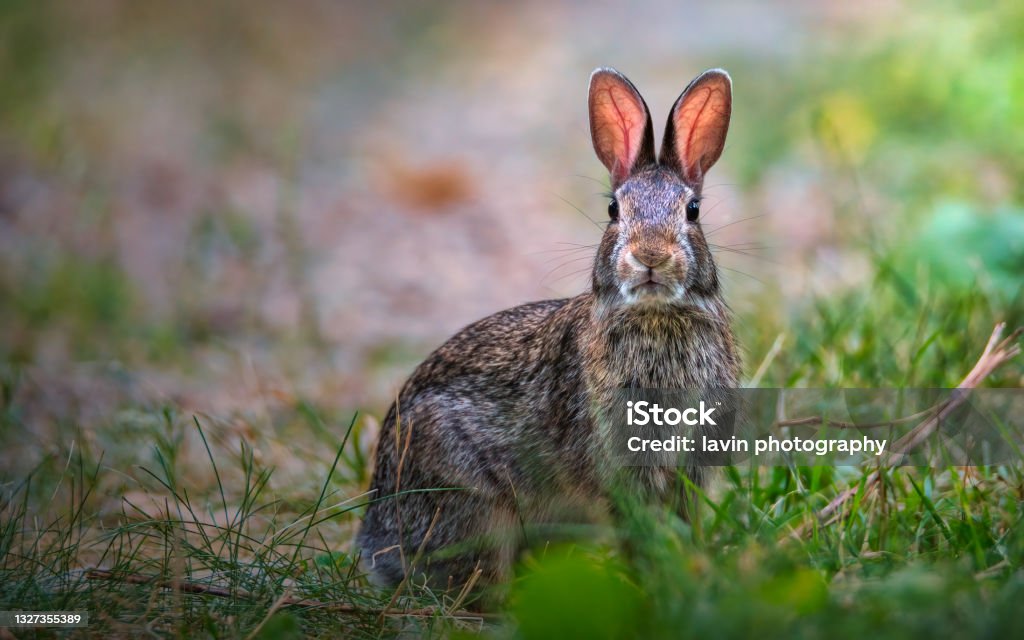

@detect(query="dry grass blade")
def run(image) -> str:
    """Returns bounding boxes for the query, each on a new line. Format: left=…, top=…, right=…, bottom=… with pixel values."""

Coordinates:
left=448, top=564, right=483, bottom=615
left=789, top=323, right=1022, bottom=540
left=379, top=506, right=442, bottom=623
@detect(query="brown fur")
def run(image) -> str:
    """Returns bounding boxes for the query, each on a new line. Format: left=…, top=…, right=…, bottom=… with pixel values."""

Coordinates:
left=357, top=68, right=740, bottom=596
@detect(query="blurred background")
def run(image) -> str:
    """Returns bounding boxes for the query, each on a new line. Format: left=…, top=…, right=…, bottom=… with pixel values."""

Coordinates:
left=1, top=0, right=1022, bottom=498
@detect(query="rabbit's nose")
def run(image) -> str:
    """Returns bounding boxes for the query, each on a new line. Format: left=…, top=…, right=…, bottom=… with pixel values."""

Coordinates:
left=631, top=247, right=671, bottom=269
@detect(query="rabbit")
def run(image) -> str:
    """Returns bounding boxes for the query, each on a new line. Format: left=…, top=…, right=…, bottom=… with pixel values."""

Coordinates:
left=357, top=67, right=741, bottom=598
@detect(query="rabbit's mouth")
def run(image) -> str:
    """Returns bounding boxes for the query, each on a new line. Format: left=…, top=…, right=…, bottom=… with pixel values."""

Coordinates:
left=634, top=280, right=669, bottom=294
left=626, top=276, right=683, bottom=303
left=633, top=267, right=681, bottom=293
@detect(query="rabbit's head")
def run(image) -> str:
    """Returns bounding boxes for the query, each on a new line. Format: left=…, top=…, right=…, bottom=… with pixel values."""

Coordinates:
left=588, top=68, right=732, bottom=312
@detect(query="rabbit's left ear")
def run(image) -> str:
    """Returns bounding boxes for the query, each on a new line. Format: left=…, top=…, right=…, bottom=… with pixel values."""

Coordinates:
left=661, top=69, right=732, bottom=186
left=589, top=68, right=656, bottom=188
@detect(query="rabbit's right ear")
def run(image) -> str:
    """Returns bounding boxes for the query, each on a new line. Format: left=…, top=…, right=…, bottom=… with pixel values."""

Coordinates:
left=589, top=68, right=656, bottom=188
left=661, top=69, right=732, bottom=186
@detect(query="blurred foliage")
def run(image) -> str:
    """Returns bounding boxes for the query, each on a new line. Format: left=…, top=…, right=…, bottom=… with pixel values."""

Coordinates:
left=0, top=255, right=136, bottom=363
left=510, top=553, right=643, bottom=640
left=735, top=0, right=1024, bottom=202
left=731, top=0, right=1023, bottom=389
left=900, top=202, right=1024, bottom=299
left=0, top=0, right=54, bottom=122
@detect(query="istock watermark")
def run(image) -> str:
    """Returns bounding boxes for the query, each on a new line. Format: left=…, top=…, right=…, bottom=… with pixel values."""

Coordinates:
left=604, top=388, right=1024, bottom=467
left=626, top=400, right=719, bottom=426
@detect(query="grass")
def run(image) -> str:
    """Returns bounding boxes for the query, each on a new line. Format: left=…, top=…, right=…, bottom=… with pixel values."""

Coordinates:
left=0, top=411, right=441, bottom=638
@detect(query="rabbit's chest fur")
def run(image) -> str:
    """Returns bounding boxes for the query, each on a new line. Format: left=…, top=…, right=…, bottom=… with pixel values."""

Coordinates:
left=584, top=302, right=738, bottom=390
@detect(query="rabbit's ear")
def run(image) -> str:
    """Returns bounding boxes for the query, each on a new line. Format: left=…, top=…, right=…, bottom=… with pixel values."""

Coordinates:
left=661, top=69, right=732, bottom=186
left=589, top=68, right=656, bottom=187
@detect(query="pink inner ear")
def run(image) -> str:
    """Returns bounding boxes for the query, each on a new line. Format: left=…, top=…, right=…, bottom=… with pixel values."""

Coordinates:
left=605, top=85, right=641, bottom=179
left=592, top=79, right=648, bottom=183
left=673, top=83, right=730, bottom=183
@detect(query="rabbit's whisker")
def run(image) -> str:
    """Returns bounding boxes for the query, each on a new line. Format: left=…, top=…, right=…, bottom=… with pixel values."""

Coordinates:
left=717, top=264, right=767, bottom=286
left=553, top=194, right=605, bottom=232
left=542, top=266, right=593, bottom=287
left=704, top=213, right=767, bottom=236
left=708, top=245, right=780, bottom=265
left=539, top=253, right=596, bottom=266
left=541, top=258, right=595, bottom=282
left=529, top=245, right=598, bottom=257
left=570, top=174, right=612, bottom=188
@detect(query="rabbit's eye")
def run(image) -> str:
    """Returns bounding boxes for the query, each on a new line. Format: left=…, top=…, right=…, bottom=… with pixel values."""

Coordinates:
left=686, top=200, right=700, bottom=222
left=608, top=199, right=619, bottom=222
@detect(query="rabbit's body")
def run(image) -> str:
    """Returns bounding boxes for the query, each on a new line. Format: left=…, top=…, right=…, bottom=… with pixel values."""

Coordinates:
left=358, top=69, right=741, bottom=593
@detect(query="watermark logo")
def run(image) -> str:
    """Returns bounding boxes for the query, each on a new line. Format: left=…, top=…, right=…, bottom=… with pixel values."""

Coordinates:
left=626, top=400, right=718, bottom=426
